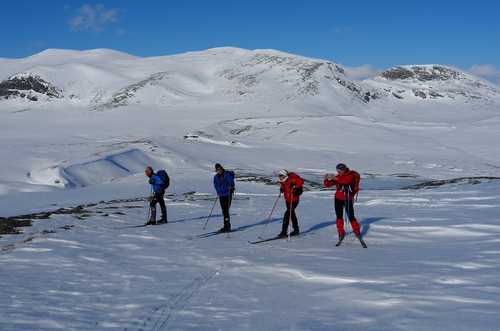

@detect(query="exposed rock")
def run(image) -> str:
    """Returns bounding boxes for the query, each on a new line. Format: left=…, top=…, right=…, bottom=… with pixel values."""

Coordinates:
left=0, top=74, right=61, bottom=100
left=371, top=64, right=499, bottom=103
left=378, top=65, right=461, bottom=82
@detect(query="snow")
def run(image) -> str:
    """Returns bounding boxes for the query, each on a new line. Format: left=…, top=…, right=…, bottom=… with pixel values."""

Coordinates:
left=0, top=48, right=499, bottom=330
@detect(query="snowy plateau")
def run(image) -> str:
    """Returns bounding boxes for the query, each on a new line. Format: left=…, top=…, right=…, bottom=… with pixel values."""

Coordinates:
left=0, top=47, right=499, bottom=330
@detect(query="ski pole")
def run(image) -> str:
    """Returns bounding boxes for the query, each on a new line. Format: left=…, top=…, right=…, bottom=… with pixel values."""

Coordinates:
left=344, top=190, right=354, bottom=244
left=262, top=192, right=281, bottom=235
left=146, top=187, right=153, bottom=223
left=226, top=193, right=232, bottom=239
left=287, top=197, right=293, bottom=241
left=265, top=192, right=281, bottom=225
left=203, top=195, right=219, bottom=229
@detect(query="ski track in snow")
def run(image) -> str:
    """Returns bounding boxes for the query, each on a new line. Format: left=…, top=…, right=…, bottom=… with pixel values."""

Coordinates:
left=125, top=265, right=223, bottom=331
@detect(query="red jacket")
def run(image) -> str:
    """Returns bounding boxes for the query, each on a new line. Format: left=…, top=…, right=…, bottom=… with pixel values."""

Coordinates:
left=280, top=172, right=304, bottom=203
left=324, top=171, right=356, bottom=200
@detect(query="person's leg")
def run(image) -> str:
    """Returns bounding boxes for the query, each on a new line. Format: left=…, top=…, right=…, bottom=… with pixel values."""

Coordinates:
left=334, top=198, right=344, bottom=236
left=290, top=200, right=300, bottom=235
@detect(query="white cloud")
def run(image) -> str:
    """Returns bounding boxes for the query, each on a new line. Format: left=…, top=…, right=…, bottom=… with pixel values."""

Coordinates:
left=468, top=64, right=500, bottom=85
left=341, top=64, right=384, bottom=80
left=331, top=26, right=352, bottom=35
left=69, top=4, right=120, bottom=33
left=27, top=41, right=45, bottom=48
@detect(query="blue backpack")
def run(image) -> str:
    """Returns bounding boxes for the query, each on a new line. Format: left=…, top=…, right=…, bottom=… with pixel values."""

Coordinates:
left=156, top=170, right=170, bottom=190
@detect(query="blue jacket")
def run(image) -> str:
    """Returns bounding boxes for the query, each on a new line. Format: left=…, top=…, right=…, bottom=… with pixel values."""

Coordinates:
left=150, top=174, right=165, bottom=193
left=213, top=171, right=235, bottom=197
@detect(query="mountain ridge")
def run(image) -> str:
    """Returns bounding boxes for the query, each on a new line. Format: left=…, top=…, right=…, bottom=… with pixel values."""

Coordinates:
left=1, top=47, right=498, bottom=112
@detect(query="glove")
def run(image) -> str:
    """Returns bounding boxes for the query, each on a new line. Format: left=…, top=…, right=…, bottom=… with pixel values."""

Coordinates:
left=149, top=179, right=155, bottom=184
left=279, top=187, right=284, bottom=193
left=290, top=183, right=296, bottom=189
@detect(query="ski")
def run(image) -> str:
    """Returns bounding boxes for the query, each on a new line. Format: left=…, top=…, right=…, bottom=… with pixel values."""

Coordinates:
left=335, top=236, right=345, bottom=247
left=249, top=234, right=302, bottom=244
left=188, top=229, right=242, bottom=239
left=114, top=221, right=168, bottom=229
left=335, top=235, right=367, bottom=248
left=357, top=236, right=368, bottom=248
left=115, top=224, right=149, bottom=229
left=196, top=230, right=220, bottom=238
left=248, top=237, right=281, bottom=244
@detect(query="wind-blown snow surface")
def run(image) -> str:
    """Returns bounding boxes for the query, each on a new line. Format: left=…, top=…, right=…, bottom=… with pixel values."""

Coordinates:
left=1, top=179, right=499, bottom=330
left=1, top=48, right=499, bottom=330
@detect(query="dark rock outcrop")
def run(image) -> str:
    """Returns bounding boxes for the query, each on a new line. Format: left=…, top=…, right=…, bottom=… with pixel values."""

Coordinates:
left=0, top=75, right=61, bottom=101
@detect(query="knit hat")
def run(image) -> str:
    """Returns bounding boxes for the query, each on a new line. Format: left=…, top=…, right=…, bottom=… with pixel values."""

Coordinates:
left=277, top=169, right=288, bottom=182
left=277, top=169, right=288, bottom=177
left=215, top=163, right=223, bottom=170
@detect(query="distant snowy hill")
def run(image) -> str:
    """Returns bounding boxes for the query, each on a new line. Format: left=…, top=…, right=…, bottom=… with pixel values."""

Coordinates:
left=0, top=47, right=499, bottom=214
left=367, top=64, right=500, bottom=104
left=1, top=47, right=498, bottom=111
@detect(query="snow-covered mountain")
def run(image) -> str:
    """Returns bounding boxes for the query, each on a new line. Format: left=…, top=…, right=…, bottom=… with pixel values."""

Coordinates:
left=368, top=64, right=500, bottom=104
left=0, top=47, right=499, bottom=214
left=1, top=47, right=498, bottom=110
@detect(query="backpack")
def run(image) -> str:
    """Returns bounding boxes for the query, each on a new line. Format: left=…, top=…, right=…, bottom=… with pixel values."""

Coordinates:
left=226, top=170, right=235, bottom=192
left=226, top=170, right=235, bottom=181
left=294, top=186, right=303, bottom=196
left=156, top=170, right=170, bottom=190
left=348, top=170, right=360, bottom=201
left=289, top=172, right=304, bottom=196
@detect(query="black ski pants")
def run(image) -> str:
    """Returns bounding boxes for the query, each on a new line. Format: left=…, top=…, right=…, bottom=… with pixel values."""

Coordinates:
left=282, top=200, right=299, bottom=233
left=219, top=195, right=232, bottom=220
left=335, top=198, right=355, bottom=222
left=150, top=191, right=167, bottom=219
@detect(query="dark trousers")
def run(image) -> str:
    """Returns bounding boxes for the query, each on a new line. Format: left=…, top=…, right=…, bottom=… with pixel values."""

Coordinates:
left=334, top=198, right=360, bottom=235
left=335, top=198, right=355, bottom=221
left=219, top=195, right=232, bottom=230
left=282, top=200, right=299, bottom=233
left=219, top=195, right=232, bottom=219
left=150, top=192, right=167, bottom=220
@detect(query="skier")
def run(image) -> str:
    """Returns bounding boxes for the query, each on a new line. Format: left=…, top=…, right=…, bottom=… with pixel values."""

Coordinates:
left=144, top=166, right=167, bottom=225
left=324, top=163, right=363, bottom=242
left=276, top=169, right=304, bottom=238
left=213, top=163, right=235, bottom=233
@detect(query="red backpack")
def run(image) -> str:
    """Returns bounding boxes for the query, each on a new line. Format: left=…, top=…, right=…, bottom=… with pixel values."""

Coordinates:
left=348, top=170, right=360, bottom=201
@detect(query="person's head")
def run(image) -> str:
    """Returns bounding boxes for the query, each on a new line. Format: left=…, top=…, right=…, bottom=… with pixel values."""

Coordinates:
left=145, top=166, right=154, bottom=178
left=215, top=163, right=224, bottom=174
left=277, top=169, right=289, bottom=182
left=336, top=163, right=348, bottom=175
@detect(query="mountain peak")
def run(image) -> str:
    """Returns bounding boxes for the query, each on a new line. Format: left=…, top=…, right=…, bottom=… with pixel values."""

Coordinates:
left=22, top=48, right=139, bottom=65
left=366, top=64, right=500, bottom=102
left=376, top=65, right=462, bottom=82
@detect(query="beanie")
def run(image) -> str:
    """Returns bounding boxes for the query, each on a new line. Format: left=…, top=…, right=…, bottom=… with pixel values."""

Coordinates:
left=277, top=169, right=288, bottom=177
left=277, top=169, right=289, bottom=182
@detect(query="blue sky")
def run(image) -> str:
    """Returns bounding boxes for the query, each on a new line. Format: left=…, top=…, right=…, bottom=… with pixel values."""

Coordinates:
left=1, top=0, right=499, bottom=83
